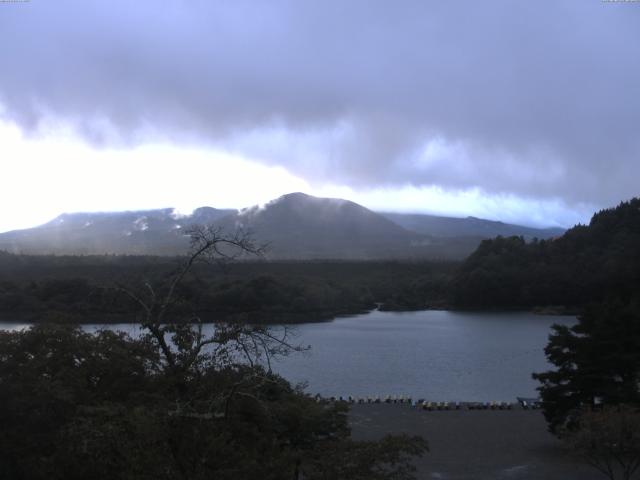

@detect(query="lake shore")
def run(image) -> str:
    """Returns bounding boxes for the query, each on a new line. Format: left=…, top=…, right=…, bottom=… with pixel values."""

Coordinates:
left=349, top=403, right=600, bottom=480
left=0, top=305, right=578, bottom=325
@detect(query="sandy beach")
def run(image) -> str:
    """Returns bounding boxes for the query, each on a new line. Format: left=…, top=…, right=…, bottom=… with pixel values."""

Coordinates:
left=349, top=404, right=603, bottom=480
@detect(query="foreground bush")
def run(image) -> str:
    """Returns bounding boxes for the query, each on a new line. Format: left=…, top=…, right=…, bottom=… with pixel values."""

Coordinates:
left=0, top=324, right=426, bottom=480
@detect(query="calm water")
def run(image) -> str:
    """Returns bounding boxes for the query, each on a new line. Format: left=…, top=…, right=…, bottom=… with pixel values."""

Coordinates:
left=0, top=310, right=574, bottom=402
left=272, top=310, right=574, bottom=401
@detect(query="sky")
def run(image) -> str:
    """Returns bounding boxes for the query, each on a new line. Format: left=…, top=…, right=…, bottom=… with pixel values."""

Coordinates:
left=1, top=0, right=639, bottom=233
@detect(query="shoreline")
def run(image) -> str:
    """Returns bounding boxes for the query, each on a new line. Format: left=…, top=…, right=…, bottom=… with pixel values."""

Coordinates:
left=0, top=306, right=578, bottom=325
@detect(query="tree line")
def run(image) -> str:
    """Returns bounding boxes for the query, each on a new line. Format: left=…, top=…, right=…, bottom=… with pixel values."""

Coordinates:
left=0, top=253, right=455, bottom=323
left=451, top=198, right=640, bottom=310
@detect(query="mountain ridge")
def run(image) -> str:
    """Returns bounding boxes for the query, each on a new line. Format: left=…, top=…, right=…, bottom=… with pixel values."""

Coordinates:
left=380, top=211, right=564, bottom=239
left=0, top=192, right=564, bottom=259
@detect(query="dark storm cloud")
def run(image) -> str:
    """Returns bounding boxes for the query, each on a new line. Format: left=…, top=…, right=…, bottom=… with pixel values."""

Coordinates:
left=1, top=0, right=639, bottom=207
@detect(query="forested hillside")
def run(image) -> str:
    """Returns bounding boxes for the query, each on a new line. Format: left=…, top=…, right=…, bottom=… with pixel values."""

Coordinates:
left=451, top=198, right=640, bottom=309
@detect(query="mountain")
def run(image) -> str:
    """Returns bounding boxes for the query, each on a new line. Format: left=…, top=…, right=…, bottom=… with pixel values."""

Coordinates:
left=0, top=192, right=563, bottom=259
left=380, top=212, right=564, bottom=240
left=0, top=208, right=235, bottom=255
left=216, top=193, right=419, bottom=259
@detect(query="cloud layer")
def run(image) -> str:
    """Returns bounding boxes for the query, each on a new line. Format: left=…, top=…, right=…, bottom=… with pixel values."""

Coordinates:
left=1, top=0, right=639, bottom=210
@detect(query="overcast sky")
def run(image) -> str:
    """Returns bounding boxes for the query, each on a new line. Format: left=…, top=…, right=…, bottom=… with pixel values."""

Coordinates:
left=1, top=0, right=638, bottom=232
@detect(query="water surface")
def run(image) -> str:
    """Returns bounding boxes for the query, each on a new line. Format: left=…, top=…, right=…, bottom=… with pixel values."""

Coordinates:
left=0, top=310, right=574, bottom=401
left=271, top=310, right=573, bottom=401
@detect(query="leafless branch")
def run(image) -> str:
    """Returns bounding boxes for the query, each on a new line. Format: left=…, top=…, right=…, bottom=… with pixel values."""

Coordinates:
left=109, top=224, right=306, bottom=382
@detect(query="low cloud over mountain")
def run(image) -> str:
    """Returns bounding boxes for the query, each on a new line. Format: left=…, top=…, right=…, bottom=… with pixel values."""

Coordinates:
left=0, top=193, right=564, bottom=259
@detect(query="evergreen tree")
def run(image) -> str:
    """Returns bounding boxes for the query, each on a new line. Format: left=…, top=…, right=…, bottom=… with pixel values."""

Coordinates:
left=533, top=299, right=640, bottom=433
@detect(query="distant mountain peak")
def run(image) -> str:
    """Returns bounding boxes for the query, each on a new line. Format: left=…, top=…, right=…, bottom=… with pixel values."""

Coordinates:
left=0, top=192, right=566, bottom=259
left=272, top=191, right=347, bottom=206
left=277, top=191, right=312, bottom=201
left=192, top=206, right=222, bottom=215
left=238, top=192, right=350, bottom=219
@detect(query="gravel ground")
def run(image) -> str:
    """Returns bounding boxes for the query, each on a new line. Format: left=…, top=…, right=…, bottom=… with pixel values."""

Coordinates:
left=349, top=404, right=603, bottom=480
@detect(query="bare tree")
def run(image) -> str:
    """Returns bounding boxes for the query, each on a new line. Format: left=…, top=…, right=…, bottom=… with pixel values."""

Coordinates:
left=563, top=405, right=640, bottom=480
left=114, top=224, right=305, bottom=403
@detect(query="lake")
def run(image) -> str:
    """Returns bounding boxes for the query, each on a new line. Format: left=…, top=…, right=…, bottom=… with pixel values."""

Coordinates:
left=0, top=309, right=574, bottom=402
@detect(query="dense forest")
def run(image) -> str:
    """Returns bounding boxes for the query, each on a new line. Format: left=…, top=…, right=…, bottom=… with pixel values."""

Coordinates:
left=0, top=253, right=455, bottom=323
left=1, top=197, right=639, bottom=323
left=451, top=198, right=640, bottom=310
left=2, top=198, right=639, bottom=322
